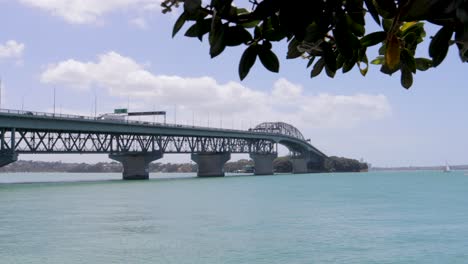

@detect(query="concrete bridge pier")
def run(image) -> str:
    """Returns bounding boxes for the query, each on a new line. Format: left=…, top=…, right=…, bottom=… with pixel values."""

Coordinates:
left=250, top=153, right=277, bottom=175
left=292, top=152, right=325, bottom=174
left=292, top=158, right=309, bottom=174
left=0, top=151, right=18, bottom=168
left=191, top=152, right=231, bottom=177
left=109, top=151, right=163, bottom=180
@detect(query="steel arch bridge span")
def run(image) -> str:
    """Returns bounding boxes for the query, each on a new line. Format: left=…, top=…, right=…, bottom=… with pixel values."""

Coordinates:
left=251, top=122, right=305, bottom=140
left=251, top=122, right=324, bottom=157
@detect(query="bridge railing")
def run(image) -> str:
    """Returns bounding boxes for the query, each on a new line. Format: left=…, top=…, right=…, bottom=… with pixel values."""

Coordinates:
left=0, top=108, right=312, bottom=144
left=0, top=108, right=98, bottom=120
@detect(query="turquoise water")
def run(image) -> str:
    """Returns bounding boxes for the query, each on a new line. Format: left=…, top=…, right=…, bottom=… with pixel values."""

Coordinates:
left=1, top=171, right=468, bottom=263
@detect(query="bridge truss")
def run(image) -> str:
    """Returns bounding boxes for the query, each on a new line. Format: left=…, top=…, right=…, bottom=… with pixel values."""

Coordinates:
left=251, top=122, right=305, bottom=141
left=0, top=129, right=276, bottom=154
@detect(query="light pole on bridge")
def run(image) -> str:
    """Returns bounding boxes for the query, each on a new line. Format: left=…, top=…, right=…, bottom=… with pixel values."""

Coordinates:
left=53, top=87, right=56, bottom=116
left=0, top=77, right=2, bottom=109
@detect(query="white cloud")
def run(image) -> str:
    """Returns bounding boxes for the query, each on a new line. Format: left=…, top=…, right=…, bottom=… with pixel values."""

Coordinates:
left=18, top=0, right=161, bottom=24
left=0, top=40, right=25, bottom=60
left=40, top=51, right=392, bottom=129
left=130, top=17, right=148, bottom=29
left=272, top=78, right=302, bottom=100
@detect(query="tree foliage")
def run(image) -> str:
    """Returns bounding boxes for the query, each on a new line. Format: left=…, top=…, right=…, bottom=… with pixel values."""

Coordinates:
left=271, top=156, right=367, bottom=172
left=162, top=0, right=468, bottom=88
left=324, top=156, right=368, bottom=172
left=273, top=156, right=293, bottom=172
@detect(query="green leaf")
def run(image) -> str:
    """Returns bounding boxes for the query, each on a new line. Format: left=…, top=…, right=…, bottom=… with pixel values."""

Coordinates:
left=455, top=27, right=468, bottom=62
left=184, top=19, right=211, bottom=41
left=209, top=17, right=226, bottom=58
left=173, top=12, right=187, bottom=38
left=311, top=57, right=325, bottom=78
left=346, top=0, right=366, bottom=26
left=225, top=26, right=252, bottom=46
left=336, top=54, right=345, bottom=69
left=371, top=56, right=385, bottom=65
left=380, top=64, right=399, bottom=75
left=415, top=58, right=432, bottom=71
left=258, top=45, right=280, bottom=73
left=400, top=21, right=417, bottom=33
left=236, top=8, right=249, bottom=15
left=401, top=68, right=413, bottom=89
left=304, top=22, right=321, bottom=43
left=382, top=19, right=393, bottom=32
left=361, top=31, right=387, bottom=47
left=184, top=0, right=201, bottom=14
left=333, top=18, right=353, bottom=59
left=254, top=26, right=261, bottom=39
left=373, top=0, right=397, bottom=19
left=210, top=0, right=223, bottom=9
left=400, top=48, right=416, bottom=73
left=358, top=62, right=368, bottom=76
left=346, top=15, right=365, bottom=37
left=252, top=0, right=280, bottom=18
left=358, top=55, right=369, bottom=76
left=239, top=45, right=258, bottom=80
left=325, top=65, right=336, bottom=78
left=241, top=20, right=260, bottom=28
left=378, top=44, right=386, bottom=55
left=306, top=56, right=316, bottom=68
left=364, top=0, right=380, bottom=25
left=380, top=63, right=399, bottom=75
left=357, top=47, right=367, bottom=62
left=263, top=17, right=286, bottom=41
left=403, top=32, right=417, bottom=51
left=287, top=38, right=303, bottom=59
left=342, top=60, right=355, bottom=73
left=323, top=44, right=337, bottom=73
left=400, top=22, right=426, bottom=44
left=429, top=25, right=453, bottom=67
left=185, top=23, right=200, bottom=38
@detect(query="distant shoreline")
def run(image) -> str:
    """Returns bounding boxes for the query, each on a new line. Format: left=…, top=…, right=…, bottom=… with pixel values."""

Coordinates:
left=371, top=166, right=468, bottom=172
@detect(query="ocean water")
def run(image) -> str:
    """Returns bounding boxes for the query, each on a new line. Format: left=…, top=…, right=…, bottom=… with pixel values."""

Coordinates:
left=1, top=171, right=468, bottom=264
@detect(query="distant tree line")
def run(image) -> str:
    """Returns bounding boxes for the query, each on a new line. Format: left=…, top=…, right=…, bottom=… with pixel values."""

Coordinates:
left=272, top=156, right=368, bottom=173
left=0, top=156, right=368, bottom=173
left=324, top=156, right=368, bottom=172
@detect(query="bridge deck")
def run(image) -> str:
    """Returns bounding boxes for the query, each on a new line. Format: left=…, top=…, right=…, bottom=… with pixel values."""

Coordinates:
left=0, top=109, right=326, bottom=157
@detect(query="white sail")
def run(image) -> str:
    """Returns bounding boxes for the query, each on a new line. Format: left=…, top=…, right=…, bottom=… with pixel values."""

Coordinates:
left=444, top=162, right=451, bottom=173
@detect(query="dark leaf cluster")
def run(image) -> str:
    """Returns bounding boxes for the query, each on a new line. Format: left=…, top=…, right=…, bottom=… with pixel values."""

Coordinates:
left=164, top=0, right=468, bottom=88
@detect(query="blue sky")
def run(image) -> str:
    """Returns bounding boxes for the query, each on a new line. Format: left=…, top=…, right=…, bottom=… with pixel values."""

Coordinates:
left=0, top=0, right=467, bottom=167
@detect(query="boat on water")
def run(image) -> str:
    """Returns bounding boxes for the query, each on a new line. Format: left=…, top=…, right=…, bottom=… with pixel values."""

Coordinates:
left=443, top=162, right=451, bottom=173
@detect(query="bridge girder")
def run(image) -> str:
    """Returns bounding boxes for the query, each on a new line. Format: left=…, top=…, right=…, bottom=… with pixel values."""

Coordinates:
left=0, top=129, right=276, bottom=155
left=1, top=110, right=327, bottom=163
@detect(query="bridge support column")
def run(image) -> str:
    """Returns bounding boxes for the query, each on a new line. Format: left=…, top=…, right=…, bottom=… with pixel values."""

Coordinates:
left=292, top=158, right=309, bottom=174
left=250, top=153, right=277, bottom=175
left=0, top=151, right=18, bottom=168
left=191, top=152, right=230, bottom=177
left=109, top=152, right=163, bottom=180
left=292, top=152, right=326, bottom=174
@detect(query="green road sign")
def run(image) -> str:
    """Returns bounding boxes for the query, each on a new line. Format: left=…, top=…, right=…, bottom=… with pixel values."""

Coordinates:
left=114, top=108, right=128, bottom=114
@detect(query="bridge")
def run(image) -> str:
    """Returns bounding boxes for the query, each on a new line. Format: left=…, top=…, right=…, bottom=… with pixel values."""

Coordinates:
left=0, top=109, right=327, bottom=180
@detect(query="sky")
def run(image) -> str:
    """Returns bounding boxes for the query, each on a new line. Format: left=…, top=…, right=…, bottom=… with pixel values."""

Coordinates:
left=0, top=0, right=467, bottom=167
